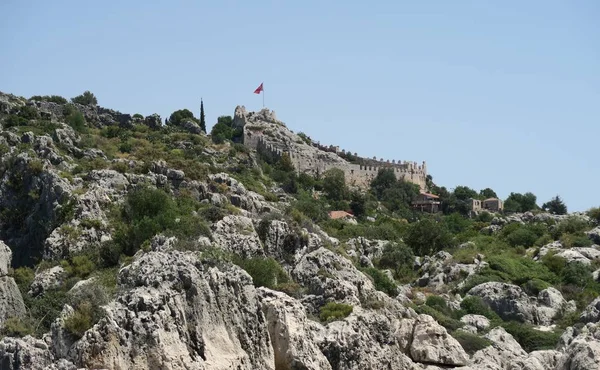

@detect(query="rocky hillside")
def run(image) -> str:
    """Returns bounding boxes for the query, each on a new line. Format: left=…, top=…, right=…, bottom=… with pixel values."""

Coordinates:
left=0, top=91, right=599, bottom=370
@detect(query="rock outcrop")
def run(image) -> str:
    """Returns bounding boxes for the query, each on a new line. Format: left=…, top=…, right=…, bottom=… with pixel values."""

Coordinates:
left=0, top=241, right=26, bottom=325
left=468, top=282, right=574, bottom=325
left=66, top=251, right=275, bottom=369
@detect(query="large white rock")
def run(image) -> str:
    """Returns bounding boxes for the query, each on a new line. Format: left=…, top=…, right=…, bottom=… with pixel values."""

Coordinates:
left=409, top=314, right=469, bottom=366
left=258, top=288, right=331, bottom=370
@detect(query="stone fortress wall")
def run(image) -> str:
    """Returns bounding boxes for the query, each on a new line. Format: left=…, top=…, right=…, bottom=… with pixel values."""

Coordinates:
left=238, top=106, right=427, bottom=191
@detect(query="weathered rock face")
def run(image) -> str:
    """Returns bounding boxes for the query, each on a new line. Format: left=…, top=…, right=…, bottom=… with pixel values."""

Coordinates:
left=208, top=173, right=272, bottom=214
left=66, top=251, right=275, bottom=370
left=143, top=113, right=162, bottom=130
left=292, top=247, right=381, bottom=308
left=258, top=288, right=332, bottom=370
left=28, top=265, right=65, bottom=296
left=0, top=335, right=76, bottom=370
left=581, top=296, right=600, bottom=323
left=468, top=282, right=573, bottom=325
left=0, top=152, right=74, bottom=266
left=179, top=118, right=204, bottom=134
left=556, top=323, right=600, bottom=370
left=212, top=215, right=265, bottom=258
left=409, top=314, right=469, bottom=366
left=460, top=314, right=490, bottom=333
left=0, top=241, right=26, bottom=325
left=419, top=251, right=487, bottom=292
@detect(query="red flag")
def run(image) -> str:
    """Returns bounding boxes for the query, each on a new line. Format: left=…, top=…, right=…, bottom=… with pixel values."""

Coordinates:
left=254, top=83, right=264, bottom=94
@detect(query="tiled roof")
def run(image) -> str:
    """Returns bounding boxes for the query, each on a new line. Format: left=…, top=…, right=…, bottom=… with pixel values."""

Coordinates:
left=329, top=210, right=355, bottom=219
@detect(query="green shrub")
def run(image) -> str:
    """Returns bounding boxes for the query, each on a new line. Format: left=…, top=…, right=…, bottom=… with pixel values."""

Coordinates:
left=319, top=302, right=353, bottom=322
left=551, top=217, right=591, bottom=239
left=405, top=218, right=454, bottom=256
left=588, top=207, right=600, bottom=223
left=560, top=233, right=593, bottom=249
left=119, top=141, right=132, bottom=153
left=13, top=267, right=35, bottom=292
left=30, top=95, right=68, bottom=104
left=426, top=295, right=449, bottom=313
left=477, top=212, right=494, bottom=223
left=363, top=268, right=397, bottom=296
left=234, top=257, right=290, bottom=289
left=415, top=304, right=463, bottom=331
left=66, top=111, right=86, bottom=133
left=63, top=301, right=93, bottom=339
left=501, top=321, right=561, bottom=352
left=28, top=159, right=44, bottom=175
left=486, top=255, right=557, bottom=285
left=522, top=278, right=551, bottom=296
left=1, top=317, right=34, bottom=337
left=460, top=296, right=500, bottom=321
left=99, top=241, right=122, bottom=267
left=561, top=262, right=592, bottom=286
left=62, top=255, right=96, bottom=279
left=199, top=205, right=228, bottom=223
left=71, top=91, right=97, bottom=106
left=22, top=289, right=68, bottom=336
left=505, top=227, right=538, bottom=248
left=451, top=331, right=492, bottom=355
left=376, top=242, right=415, bottom=282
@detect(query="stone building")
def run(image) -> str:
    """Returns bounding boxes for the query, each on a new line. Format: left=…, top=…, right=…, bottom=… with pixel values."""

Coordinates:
left=412, top=192, right=441, bottom=213
left=482, top=198, right=504, bottom=212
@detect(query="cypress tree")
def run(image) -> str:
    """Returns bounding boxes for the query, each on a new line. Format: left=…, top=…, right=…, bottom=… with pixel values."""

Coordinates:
left=200, top=99, right=206, bottom=132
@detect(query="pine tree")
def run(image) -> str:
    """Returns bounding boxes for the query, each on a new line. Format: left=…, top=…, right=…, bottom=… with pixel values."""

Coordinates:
left=200, top=99, right=206, bottom=132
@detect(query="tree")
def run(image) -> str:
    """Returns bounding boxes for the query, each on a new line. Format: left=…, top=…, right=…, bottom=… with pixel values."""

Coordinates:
left=71, top=91, right=97, bottom=106
left=371, top=168, right=398, bottom=199
left=504, top=192, right=538, bottom=213
left=169, top=109, right=196, bottom=126
left=199, top=99, right=206, bottom=132
left=210, top=122, right=233, bottom=144
left=542, top=195, right=567, bottom=215
left=322, top=169, right=348, bottom=202
left=479, top=188, right=498, bottom=199
left=404, top=218, right=454, bottom=256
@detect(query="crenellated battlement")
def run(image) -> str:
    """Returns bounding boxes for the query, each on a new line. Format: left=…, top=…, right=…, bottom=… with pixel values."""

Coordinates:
left=239, top=106, right=427, bottom=191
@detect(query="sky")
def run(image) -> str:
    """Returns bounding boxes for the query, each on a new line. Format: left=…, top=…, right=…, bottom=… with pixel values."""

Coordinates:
left=1, top=1, right=598, bottom=211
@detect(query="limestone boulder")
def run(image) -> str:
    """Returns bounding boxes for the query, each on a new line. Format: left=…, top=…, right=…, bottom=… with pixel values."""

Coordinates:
left=212, top=215, right=264, bottom=258
left=460, top=314, right=490, bottom=333
left=258, top=288, right=331, bottom=370
left=580, top=297, right=600, bottom=323
left=0, top=242, right=26, bottom=325
left=67, top=251, right=275, bottom=369
left=409, top=314, right=469, bottom=366
left=28, top=265, right=66, bottom=296
left=468, top=282, right=571, bottom=325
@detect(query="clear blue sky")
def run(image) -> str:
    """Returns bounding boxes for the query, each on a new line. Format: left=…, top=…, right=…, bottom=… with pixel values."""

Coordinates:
left=1, top=1, right=598, bottom=211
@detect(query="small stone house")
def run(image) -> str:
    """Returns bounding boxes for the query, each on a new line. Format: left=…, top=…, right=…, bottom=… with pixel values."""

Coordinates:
left=482, top=198, right=503, bottom=212
left=412, top=192, right=441, bottom=213
left=468, top=199, right=482, bottom=212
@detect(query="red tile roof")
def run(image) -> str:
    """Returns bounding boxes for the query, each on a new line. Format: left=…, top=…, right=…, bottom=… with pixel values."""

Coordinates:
left=329, top=211, right=355, bottom=220
left=420, top=192, right=440, bottom=199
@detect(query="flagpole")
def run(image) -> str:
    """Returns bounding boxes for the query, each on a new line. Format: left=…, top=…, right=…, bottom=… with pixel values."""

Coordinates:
left=263, top=85, right=265, bottom=108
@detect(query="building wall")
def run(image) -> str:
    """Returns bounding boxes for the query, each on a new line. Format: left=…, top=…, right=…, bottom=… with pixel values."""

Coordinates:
left=246, top=132, right=427, bottom=191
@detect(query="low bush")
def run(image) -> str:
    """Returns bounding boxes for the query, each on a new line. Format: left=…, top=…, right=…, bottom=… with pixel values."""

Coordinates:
left=588, top=207, right=600, bottom=223
left=414, top=304, right=463, bottom=331
left=319, top=302, right=353, bottom=322
left=522, top=278, right=551, bottom=296
left=560, top=233, right=593, bottom=249
left=376, top=242, right=414, bottom=282
left=551, top=217, right=591, bottom=240
left=1, top=317, right=34, bottom=337
left=426, top=295, right=449, bottom=314
left=451, top=331, right=492, bottom=355
left=501, top=321, right=561, bottom=352
left=234, top=257, right=290, bottom=289
left=63, top=301, right=94, bottom=339
left=363, top=267, right=397, bottom=296
left=460, top=295, right=500, bottom=321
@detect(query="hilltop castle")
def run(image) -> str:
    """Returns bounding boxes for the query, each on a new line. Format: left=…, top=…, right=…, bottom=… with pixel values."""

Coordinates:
left=235, top=106, right=428, bottom=191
